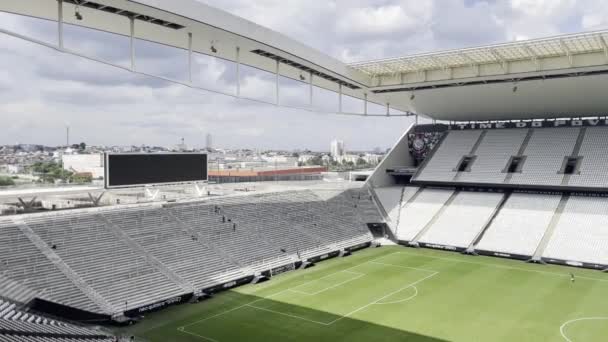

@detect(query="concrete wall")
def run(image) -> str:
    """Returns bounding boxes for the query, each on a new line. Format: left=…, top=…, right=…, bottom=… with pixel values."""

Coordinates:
left=366, top=124, right=416, bottom=188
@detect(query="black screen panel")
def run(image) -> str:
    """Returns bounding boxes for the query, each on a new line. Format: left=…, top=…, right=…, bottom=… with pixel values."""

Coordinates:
left=105, top=153, right=207, bottom=188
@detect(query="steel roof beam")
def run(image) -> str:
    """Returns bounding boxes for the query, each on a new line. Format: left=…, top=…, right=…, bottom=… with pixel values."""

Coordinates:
left=559, top=39, right=573, bottom=66
left=522, top=44, right=541, bottom=71
left=599, top=35, right=608, bottom=62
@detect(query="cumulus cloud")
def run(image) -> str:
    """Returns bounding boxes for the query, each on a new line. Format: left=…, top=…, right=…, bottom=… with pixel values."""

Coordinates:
left=0, top=0, right=607, bottom=150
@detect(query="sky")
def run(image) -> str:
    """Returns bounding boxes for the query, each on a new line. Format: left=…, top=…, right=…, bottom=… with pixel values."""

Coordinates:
left=1, top=0, right=607, bottom=151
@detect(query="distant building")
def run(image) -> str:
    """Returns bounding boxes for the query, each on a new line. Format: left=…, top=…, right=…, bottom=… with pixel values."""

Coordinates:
left=206, top=133, right=213, bottom=150
left=62, top=154, right=104, bottom=179
left=208, top=166, right=327, bottom=183
left=6, top=164, right=24, bottom=174
left=330, top=139, right=345, bottom=159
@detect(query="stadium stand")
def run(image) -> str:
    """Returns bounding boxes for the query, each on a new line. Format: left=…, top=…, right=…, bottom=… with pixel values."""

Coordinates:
left=475, top=193, right=562, bottom=257
left=379, top=122, right=608, bottom=270
left=0, top=298, right=111, bottom=341
left=374, top=187, right=403, bottom=225
left=568, top=127, right=608, bottom=188
left=509, top=127, right=581, bottom=186
left=395, top=188, right=453, bottom=242
left=414, top=130, right=483, bottom=182
left=417, top=191, right=504, bottom=249
left=0, top=220, right=102, bottom=314
left=411, top=126, right=608, bottom=191
left=542, top=195, right=608, bottom=267
left=456, top=129, right=528, bottom=184
left=24, top=213, right=186, bottom=313
left=0, top=188, right=377, bottom=320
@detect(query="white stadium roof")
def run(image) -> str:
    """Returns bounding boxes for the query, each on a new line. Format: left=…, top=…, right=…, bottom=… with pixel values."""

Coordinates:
left=349, top=31, right=608, bottom=77
left=2, top=0, right=608, bottom=121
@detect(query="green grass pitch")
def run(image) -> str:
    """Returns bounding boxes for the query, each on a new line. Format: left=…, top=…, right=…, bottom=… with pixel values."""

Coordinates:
left=116, top=246, right=608, bottom=341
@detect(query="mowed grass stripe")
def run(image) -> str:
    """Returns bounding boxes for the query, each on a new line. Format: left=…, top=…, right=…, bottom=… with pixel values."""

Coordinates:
left=115, top=246, right=608, bottom=342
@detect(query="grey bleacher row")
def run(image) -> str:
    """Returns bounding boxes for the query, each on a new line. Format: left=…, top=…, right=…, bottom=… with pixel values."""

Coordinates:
left=0, top=298, right=110, bottom=341
left=413, top=126, right=608, bottom=189
left=0, top=337, right=113, bottom=342
left=0, top=188, right=377, bottom=317
left=376, top=186, right=608, bottom=268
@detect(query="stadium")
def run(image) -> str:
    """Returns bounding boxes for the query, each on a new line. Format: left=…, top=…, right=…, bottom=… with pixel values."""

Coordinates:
left=1, top=1, right=608, bottom=341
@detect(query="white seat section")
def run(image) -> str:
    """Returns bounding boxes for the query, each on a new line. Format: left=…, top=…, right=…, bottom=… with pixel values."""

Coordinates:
left=476, top=193, right=561, bottom=256
left=396, top=188, right=453, bottom=241
left=374, top=186, right=404, bottom=223
left=458, top=129, right=527, bottom=184
left=510, top=127, right=579, bottom=186
left=543, top=196, right=608, bottom=265
left=569, top=127, right=608, bottom=188
left=419, top=192, right=503, bottom=248
left=414, top=130, right=482, bottom=182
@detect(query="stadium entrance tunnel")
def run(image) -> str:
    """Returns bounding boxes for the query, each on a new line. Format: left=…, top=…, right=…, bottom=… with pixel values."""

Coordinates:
left=115, top=290, right=450, bottom=342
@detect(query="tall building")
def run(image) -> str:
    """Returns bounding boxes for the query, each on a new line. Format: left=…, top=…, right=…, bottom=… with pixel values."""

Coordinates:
left=206, top=133, right=213, bottom=150
left=330, top=139, right=345, bottom=159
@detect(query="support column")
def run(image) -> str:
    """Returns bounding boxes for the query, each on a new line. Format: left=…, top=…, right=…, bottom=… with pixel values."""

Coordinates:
left=188, top=32, right=193, bottom=83
left=236, top=47, right=241, bottom=97
left=309, top=71, right=313, bottom=106
left=275, top=59, right=280, bottom=105
left=57, top=0, right=63, bottom=49
left=129, top=17, right=135, bottom=71
left=364, top=93, right=368, bottom=116
left=338, top=83, right=343, bottom=113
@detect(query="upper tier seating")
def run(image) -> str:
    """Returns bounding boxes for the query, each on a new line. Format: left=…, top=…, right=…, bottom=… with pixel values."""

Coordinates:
left=509, top=127, right=579, bottom=186
left=414, top=130, right=482, bottom=182
left=413, top=126, right=608, bottom=189
left=568, top=127, right=608, bottom=188
left=456, top=129, right=527, bottom=184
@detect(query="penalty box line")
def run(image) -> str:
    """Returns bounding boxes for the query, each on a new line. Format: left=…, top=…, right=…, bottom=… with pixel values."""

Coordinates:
left=179, top=251, right=436, bottom=335
left=288, top=270, right=365, bottom=296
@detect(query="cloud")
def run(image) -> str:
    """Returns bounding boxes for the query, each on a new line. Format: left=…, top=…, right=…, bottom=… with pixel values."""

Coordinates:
left=0, top=0, right=607, bottom=151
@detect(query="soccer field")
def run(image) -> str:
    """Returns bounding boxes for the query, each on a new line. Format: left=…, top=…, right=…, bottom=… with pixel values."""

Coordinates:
left=117, top=246, right=608, bottom=341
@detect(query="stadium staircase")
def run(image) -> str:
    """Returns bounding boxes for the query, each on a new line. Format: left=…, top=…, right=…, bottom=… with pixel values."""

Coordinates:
left=97, top=214, right=196, bottom=294
left=395, top=187, right=425, bottom=238
left=504, top=128, right=534, bottom=183
left=562, top=127, right=587, bottom=186
left=531, top=194, right=570, bottom=262
left=466, top=192, right=511, bottom=254
left=453, top=130, right=487, bottom=181
left=409, top=190, right=460, bottom=246
left=11, top=218, right=117, bottom=315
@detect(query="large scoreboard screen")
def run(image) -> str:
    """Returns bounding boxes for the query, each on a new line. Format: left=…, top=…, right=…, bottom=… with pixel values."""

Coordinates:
left=104, top=153, right=207, bottom=189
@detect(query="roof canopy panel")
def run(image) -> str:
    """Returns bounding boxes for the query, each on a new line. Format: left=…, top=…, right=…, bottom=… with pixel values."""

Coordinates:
left=349, top=30, right=608, bottom=76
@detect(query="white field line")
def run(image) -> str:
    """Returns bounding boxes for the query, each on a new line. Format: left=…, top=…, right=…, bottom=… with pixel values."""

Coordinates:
left=325, top=270, right=438, bottom=325
left=289, top=271, right=365, bottom=296
left=373, top=286, right=418, bottom=305
left=370, top=261, right=438, bottom=273
left=245, top=304, right=333, bottom=326
left=559, top=317, right=608, bottom=342
left=395, top=251, right=608, bottom=283
left=177, top=326, right=219, bottom=342
left=179, top=251, right=401, bottom=331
